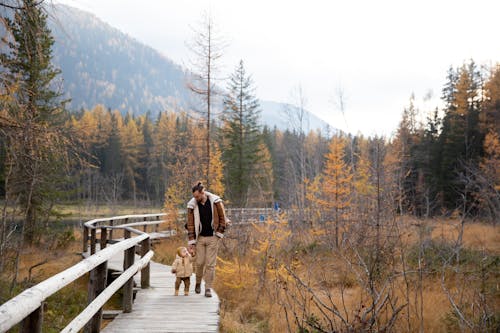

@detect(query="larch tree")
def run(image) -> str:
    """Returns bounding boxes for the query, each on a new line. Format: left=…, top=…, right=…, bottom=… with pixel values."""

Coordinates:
left=321, top=136, right=352, bottom=248
left=481, top=64, right=500, bottom=135
left=248, top=142, right=274, bottom=207
left=187, top=12, right=225, bottom=187
left=120, top=115, right=144, bottom=203
left=477, top=131, right=500, bottom=221
left=0, top=0, right=70, bottom=244
left=222, top=60, right=262, bottom=207
left=208, top=142, right=225, bottom=197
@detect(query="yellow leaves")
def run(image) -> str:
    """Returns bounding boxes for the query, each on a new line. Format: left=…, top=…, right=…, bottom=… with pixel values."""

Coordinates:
left=216, top=256, right=256, bottom=290
left=321, top=136, right=352, bottom=210
left=310, top=228, right=326, bottom=237
left=208, top=142, right=225, bottom=197
left=481, top=130, right=500, bottom=191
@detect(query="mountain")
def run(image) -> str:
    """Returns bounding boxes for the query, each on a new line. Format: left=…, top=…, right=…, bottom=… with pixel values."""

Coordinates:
left=49, top=4, right=189, bottom=115
left=46, top=4, right=329, bottom=130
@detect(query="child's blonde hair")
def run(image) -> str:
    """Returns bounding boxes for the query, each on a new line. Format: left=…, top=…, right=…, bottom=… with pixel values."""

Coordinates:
left=177, top=246, right=186, bottom=257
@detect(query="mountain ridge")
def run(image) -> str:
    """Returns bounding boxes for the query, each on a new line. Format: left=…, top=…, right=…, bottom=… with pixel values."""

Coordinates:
left=47, top=4, right=329, bottom=130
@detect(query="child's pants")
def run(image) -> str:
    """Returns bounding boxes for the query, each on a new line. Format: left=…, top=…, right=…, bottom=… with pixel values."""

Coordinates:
left=175, top=277, right=190, bottom=292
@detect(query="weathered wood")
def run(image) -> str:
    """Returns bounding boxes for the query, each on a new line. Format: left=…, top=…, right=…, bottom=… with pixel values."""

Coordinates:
left=101, top=260, right=219, bottom=333
left=85, top=261, right=107, bottom=333
left=106, top=220, right=166, bottom=230
left=109, top=220, right=114, bottom=240
left=100, top=227, right=108, bottom=249
left=84, top=213, right=167, bottom=229
left=140, top=238, right=150, bottom=288
left=123, top=229, right=135, bottom=313
left=83, top=226, right=89, bottom=254
left=102, top=310, right=121, bottom=320
left=90, top=228, right=97, bottom=255
left=0, top=235, right=147, bottom=332
left=61, top=251, right=153, bottom=333
left=19, top=303, right=43, bottom=333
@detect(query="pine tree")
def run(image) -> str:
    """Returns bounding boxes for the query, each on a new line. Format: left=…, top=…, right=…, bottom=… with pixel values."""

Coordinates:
left=439, top=61, right=483, bottom=213
left=222, top=60, right=262, bottom=207
left=0, top=0, right=69, bottom=244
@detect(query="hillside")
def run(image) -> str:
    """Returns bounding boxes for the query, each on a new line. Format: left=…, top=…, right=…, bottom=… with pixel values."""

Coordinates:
left=47, top=4, right=329, bottom=130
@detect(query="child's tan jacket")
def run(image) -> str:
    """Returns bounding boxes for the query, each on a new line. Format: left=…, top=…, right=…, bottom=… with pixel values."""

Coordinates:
left=171, top=254, right=194, bottom=278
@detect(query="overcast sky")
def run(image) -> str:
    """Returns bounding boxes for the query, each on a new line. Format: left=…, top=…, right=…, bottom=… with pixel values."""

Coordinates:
left=54, top=0, right=499, bottom=136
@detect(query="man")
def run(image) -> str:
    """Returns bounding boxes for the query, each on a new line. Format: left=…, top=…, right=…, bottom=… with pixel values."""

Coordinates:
left=186, top=182, right=226, bottom=297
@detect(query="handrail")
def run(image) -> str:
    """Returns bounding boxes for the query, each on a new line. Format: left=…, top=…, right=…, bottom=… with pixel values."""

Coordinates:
left=0, top=213, right=168, bottom=333
left=61, top=250, right=154, bottom=333
left=0, top=235, right=146, bottom=332
left=82, top=213, right=167, bottom=254
left=84, top=213, right=167, bottom=229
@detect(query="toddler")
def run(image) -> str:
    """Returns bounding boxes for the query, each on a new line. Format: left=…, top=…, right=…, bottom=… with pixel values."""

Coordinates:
left=171, top=246, right=194, bottom=296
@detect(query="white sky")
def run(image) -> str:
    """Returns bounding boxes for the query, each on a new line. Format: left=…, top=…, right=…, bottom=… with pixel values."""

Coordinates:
left=54, top=0, right=499, bottom=136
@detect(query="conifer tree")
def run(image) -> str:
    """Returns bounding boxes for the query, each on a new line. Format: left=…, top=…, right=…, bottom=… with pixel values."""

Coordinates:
left=0, top=0, right=69, bottom=244
left=482, top=64, right=500, bottom=135
left=321, top=136, right=352, bottom=247
left=439, top=61, right=483, bottom=212
left=222, top=60, right=262, bottom=207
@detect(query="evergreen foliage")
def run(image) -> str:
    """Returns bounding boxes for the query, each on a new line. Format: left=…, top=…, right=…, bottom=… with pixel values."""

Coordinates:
left=222, top=60, right=262, bottom=207
left=0, top=0, right=69, bottom=244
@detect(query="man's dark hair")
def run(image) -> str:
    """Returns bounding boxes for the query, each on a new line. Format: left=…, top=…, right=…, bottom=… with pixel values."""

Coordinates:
left=192, top=182, right=204, bottom=193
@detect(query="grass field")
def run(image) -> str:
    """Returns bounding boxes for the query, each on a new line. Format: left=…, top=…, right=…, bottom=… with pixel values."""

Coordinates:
left=1, top=216, right=498, bottom=332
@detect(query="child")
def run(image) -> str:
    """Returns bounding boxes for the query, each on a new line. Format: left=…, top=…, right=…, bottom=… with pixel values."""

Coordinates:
left=171, top=246, right=194, bottom=296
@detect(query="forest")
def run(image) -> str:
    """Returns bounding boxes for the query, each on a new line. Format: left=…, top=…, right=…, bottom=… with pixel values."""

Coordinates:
left=0, top=1, right=499, bottom=332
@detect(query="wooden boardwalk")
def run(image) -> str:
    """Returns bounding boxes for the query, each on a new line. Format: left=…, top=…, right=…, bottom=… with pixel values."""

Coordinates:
left=86, top=246, right=220, bottom=332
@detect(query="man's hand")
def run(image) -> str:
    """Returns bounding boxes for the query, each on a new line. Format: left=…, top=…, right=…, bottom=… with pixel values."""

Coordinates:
left=189, top=244, right=196, bottom=256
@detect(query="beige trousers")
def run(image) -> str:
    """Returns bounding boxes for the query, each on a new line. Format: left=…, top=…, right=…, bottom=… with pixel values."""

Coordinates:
left=195, top=235, right=220, bottom=289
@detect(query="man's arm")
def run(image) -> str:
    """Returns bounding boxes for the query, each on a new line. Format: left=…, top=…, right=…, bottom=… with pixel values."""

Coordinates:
left=215, top=201, right=226, bottom=237
left=187, top=208, right=196, bottom=245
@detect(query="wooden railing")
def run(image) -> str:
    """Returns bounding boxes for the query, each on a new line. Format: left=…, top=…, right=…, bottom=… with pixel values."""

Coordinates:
left=0, top=213, right=166, bottom=333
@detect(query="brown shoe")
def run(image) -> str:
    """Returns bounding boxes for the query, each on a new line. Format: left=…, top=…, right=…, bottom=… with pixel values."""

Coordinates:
left=195, top=283, right=201, bottom=294
left=205, top=288, right=212, bottom=298
left=174, top=289, right=179, bottom=296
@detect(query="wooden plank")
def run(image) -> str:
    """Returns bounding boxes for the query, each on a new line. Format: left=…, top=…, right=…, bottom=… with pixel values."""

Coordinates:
left=102, top=260, right=219, bottom=333
left=61, top=251, right=153, bottom=333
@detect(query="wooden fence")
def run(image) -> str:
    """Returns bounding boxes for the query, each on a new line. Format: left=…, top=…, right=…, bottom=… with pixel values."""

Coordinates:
left=0, top=213, right=166, bottom=333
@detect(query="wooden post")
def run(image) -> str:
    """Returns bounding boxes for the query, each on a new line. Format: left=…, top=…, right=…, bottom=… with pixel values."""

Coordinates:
left=143, top=217, right=147, bottom=233
left=123, top=229, right=135, bottom=313
left=100, top=227, right=107, bottom=250
left=109, top=220, right=114, bottom=241
left=85, top=261, right=107, bottom=333
left=20, top=304, right=43, bottom=333
left=155, top=215, right=159, bottom=233
left=90, top=228, right=96, bottom=255
left=140, top=237, right=151, bottom=289
left=123, top=218, right=128, bottom=238
left=83, top=226, right=89, bottom=254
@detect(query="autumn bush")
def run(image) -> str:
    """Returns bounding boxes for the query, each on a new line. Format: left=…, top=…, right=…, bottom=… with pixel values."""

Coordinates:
left=214, top=219, right=499, bottom=333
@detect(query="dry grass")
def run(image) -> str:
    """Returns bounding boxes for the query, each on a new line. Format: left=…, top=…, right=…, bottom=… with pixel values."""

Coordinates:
left=53, top=202, right=163, bottom=223
left=215, top=219, right=499, bottom=333
left=431, top=219, right=500, bottom=253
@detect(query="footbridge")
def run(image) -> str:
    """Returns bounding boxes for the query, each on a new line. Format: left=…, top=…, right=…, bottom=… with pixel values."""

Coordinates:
left=0, top=213, right=219, bottom=333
